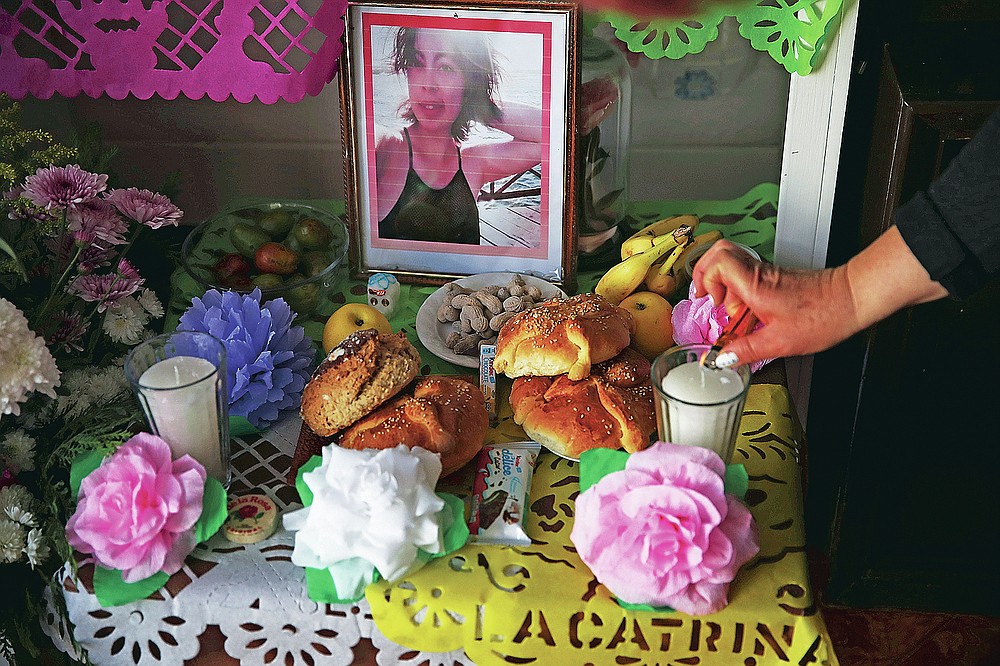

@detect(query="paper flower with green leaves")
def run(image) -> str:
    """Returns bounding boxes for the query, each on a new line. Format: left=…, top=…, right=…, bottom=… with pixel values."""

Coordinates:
left=65, top=432, right=227, bottom=607
left=284, top=444, right=468, bottom=603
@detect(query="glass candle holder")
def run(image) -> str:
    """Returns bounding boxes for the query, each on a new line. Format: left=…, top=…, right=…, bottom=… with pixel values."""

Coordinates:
left=124, top=331, right=231, bottom=487
left=651, top=343, right=751, bottom=464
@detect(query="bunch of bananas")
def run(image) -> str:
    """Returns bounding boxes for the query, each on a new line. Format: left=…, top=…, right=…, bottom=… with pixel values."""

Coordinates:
left=595, top=215, right=723, bottom=305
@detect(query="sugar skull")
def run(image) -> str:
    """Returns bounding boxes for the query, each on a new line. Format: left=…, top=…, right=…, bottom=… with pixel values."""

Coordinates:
left=367, top=272, right=400, bottom=317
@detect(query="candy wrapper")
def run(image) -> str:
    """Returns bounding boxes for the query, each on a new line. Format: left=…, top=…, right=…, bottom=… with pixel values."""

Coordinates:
left=468, top=442, right=539, bottom=546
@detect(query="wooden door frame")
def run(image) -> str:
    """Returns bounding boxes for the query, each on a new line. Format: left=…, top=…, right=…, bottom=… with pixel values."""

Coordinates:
left=774, top=0, right=861, bottom=425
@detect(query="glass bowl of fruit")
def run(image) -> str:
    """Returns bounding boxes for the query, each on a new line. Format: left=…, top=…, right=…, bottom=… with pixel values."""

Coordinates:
left=180, top=201, right=349, bottom=316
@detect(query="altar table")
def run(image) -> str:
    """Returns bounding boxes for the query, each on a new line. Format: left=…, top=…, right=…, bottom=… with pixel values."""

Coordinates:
left=44, top=190, right=839, bottom=664
left=47, top=381, right=839, bottom=666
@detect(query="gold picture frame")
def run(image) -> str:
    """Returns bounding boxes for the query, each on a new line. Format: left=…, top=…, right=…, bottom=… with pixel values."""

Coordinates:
left=339, top=0, right=579, bottom=287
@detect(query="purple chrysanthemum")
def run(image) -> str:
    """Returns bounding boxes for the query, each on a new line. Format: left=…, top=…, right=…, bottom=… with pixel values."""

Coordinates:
left=77, top=245, right=114, bottom=273
left=46, top=311, right=89, bottom=353
left=106, top=187, right=183, bottom=229
left=178, top=289, right=315, bottom=429
left=22, top=165, right=108, bottom=210
left=117, top=258, right=140, bottom=281
left=70, top=261, right=145, bottom=312
left=68, top=198, right=128, bottom=246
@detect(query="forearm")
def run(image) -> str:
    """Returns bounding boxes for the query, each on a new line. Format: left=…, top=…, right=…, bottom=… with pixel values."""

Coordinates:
left=844, top=225, right=948, bottom=329
left=493, top=102, right=543, bottom=144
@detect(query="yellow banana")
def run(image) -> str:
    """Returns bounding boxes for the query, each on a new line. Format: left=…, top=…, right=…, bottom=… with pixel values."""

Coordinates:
left=644, top=230, right=723, bottom=297
left=597, top=226, right=692, bottom=305
left=620, top=214, right=699, bottom=260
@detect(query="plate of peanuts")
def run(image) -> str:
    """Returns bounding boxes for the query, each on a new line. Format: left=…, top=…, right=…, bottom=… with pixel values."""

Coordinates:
left=416, top=272, right=567, bottom=368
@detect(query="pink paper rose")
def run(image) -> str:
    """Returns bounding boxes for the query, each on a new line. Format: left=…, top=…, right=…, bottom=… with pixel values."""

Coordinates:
left=570, top=441, right=759, bottom=615
left=671, top=282, right=771, bottom=373
left=66, top=433, right=206, bottom=583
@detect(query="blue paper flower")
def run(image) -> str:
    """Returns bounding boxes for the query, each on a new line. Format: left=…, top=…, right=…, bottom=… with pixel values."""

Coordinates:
left=179, top=289, right=315, bottom=429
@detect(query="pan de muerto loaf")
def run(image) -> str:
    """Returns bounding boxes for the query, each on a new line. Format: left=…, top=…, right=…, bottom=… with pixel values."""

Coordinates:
left=493, top=293, right=633, bottom=380
left=338, top=375, right=488, bottom=476
left=509, top=347, right=655, bottom=459
left=299, top=329, right=421, bottom=437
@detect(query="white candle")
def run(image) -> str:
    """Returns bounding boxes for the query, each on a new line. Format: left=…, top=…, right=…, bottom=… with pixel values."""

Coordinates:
left=138, top=355, right=225, bottom=481
left=657, top=362, right=747, bottom=460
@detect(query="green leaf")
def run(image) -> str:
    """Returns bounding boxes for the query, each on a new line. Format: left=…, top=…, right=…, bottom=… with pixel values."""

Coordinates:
left=69, top=450, right=108, bottom=498
left=437, top=492, right=470, bottom=555
left=305, top=560, right=379, bottom=604
left=578, top=448, right=630, bottom=493
left=617, top=597, right=675, bottom=613
left=229, top=415, right=259, bottom=437
left=724, top=463, right=749, bottom=500
left=194, top=477, right=227, bottom=543
left=0, top=236, right=26, bottom=280
left=93, top=567, right=169, bottom=608
left=295, top=455, right=324, bottom=506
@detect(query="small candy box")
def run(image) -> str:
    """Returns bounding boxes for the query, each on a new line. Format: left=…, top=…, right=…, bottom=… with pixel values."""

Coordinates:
left=479, top=343, right=498, bottom=425
left=468, top=442, right=540, bottom=546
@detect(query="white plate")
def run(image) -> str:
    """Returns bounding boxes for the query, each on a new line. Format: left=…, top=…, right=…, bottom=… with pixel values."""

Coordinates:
left=416, top=272, right=567, bottom=368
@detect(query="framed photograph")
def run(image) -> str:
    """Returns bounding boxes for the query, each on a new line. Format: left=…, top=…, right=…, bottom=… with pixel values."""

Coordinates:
left=340, top=0, right=578, bottom=286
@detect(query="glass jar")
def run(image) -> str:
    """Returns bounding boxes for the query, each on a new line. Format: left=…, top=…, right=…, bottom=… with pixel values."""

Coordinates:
left=577, top=32, right=633, bottom=269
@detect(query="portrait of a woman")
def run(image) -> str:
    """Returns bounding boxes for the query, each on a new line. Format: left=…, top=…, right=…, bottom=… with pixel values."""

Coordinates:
left=374, top=26, right=544, bottom=246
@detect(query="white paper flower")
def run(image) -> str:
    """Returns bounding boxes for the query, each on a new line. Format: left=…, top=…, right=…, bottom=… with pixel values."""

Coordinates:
left=284, top=445, right=446, bottom=589
left=0, top=429, right=36, bottom=472
left=0, top=298, right=61, bottom=416
left=0, top=518, right=26, bottom=563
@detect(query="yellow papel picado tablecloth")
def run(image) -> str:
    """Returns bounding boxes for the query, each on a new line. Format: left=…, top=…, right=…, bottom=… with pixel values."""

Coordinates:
left=52, top=383, right=838, bottom=666
left=368, top=383, right=838, bottom=666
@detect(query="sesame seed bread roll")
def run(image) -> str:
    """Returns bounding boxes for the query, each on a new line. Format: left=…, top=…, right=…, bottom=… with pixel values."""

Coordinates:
left=493, top=293, right=634, bottom=381
left=299, top=329, right=421, bottom=437
left=509, top=347, right=655, bottom=458
left=337, top=376, right=488, bottom=477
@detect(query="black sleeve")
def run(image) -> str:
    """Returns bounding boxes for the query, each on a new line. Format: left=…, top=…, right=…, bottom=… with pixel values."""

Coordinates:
left=894, top=107, right=1000, bottom=299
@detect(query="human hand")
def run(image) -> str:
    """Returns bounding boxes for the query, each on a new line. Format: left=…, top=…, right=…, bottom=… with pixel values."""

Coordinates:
left=691, top=241, right=863, bottom=368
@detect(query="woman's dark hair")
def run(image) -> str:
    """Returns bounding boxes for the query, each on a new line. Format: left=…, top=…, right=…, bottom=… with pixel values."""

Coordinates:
left=391, top=26, right=503, bottom=141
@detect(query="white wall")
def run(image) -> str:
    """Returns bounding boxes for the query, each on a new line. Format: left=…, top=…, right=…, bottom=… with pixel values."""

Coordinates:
left=21, top=17, right=788, bottom=225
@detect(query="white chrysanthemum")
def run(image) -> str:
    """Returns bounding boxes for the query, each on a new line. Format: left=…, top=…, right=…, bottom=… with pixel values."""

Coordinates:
left=0, top=429, right=36, bottom=472
left=0, top=485, right=34, bottom=516
left=88, top=366, right=129, bottom=404
left=25, top=527, right=50, bottom=568
left=0, top=518, right=26, bottom=563
left=54, top=368, right=92, bottom=419
left=0, top=298, right=61, bottom=416
left=4, top=503, right=35, bottom=527
left=137, top=288, right=164, bottom=319
left=103, top=298, right=146, bottom=344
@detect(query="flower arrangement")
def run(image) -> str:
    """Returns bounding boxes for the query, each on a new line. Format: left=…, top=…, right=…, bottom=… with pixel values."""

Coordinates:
left=0, top=98, right=185, bottom=661
left=178, top=288, right=315, bottom=429
left=672, top=282, right=772, bottom=373
left=284, top=444, right=468, bottom=603
left=570, top=442, right=760, bottom=615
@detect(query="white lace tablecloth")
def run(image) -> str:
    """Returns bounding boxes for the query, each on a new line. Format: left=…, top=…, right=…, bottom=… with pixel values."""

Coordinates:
left=45, top=413, right=474, bottom=666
